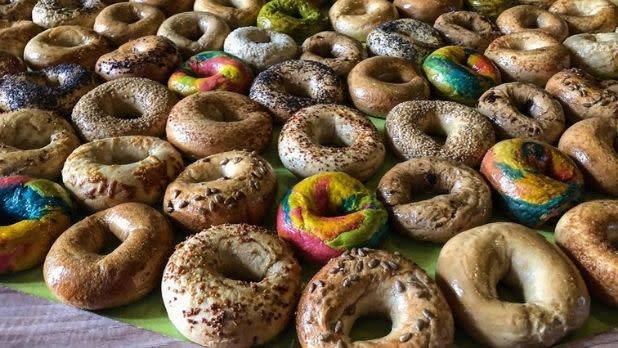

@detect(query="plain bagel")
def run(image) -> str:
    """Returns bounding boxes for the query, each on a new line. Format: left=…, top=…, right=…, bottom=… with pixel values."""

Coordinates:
left=157, top=11, right=230, bottom=58
left=328, top=0, right=398, bottom=42
left=549, top=0, right=618, bottom=34
left=94, top=2, right=165, bottom=47
left=433, top=10, right=501, bottom=52
left=564, top=33, right=618, bottom=79
left=496, top=5, right=570, bottom=41
left=301, top=31, right=365, bottom=77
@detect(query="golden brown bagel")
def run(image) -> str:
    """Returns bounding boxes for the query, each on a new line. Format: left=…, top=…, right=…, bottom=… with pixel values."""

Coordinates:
left=130, top=0, right=193, bottom=15
left=394, top=0, right=463, bottom=24
left=157, top=11, right=230, bottom=58
left=496, top=5, right=569, bottom=41
left=94, top=2, right=165, bottom=47
left=328, top=0, right=398, bottom=42
left=0, top=19, right=42, bottom=57
left=301, top=31, right=365, bottom=76
left=193, top=0, right=263, bottom=28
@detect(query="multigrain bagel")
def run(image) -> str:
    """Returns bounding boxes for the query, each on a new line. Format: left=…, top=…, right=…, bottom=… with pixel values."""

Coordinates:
left=393, top=0, right=463, bottom=24
left=158, top=12, right=230, bottom=58
left=0, top=20, right=42, bottom=57
left=496, top=5, right=570, bottom=41
left=297, top=248, right=455, bottom=347
left=163, top=151, right=277, bottom=232
left=301, top=31, right=365, bottom=77
left=436, top=222, right=590, bottom=347
left=94, top=2, right=165, bottom=47
left=545, top=68, right=618, bottom=122
left=71, top=77, right=177, bottom=141
left=377, top=157, right=492, bottom=243
left=32, top=0, right=105, bottom=28
left=0, top=0, right=36, bottom=20
left=166, top=91, right=272, bottom=160
left=564, top=33, right=618, bottom=79
left=478, top=82, right=566, bottom=143
left=44, top=203, right=174, bottom=310
left=193, top=0, right=263, bottom=28
left=348, top=56, right=430, bottom=117
left=278, top=104, right=385, bottom=182
left=485, top=31, right=570, bottom=86
left=433, top=11, right=501, bottom=52
left=130, top=0, right=193, bottom=15
left=385, top=100, right=496, bottom=167
left=556, top=200, right=618, bottom=306
left=0, top=109, right=79, bottom=180
left=23, top=25, right=109, bottom=70
left=328, top=0, right=398, bottom=42
left=62, top=136, right=183, bottom=211
left=0, top=51, right=24, bottom=77
left=162, top=224, right=301, bottom=347
left=558, top=118, right=618, bottom=195
left=549, top=0, right=618, bottom=34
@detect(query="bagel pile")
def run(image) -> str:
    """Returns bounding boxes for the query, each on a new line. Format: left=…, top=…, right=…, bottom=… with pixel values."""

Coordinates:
left=1, top=0, right=618, bottom=347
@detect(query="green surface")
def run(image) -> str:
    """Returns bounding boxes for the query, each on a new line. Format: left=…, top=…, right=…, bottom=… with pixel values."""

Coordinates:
left=1, top=117, right=617, bottom=346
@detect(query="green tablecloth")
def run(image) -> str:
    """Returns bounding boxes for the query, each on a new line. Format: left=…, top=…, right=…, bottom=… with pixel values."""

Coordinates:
left=1, top=117, right=617, bottom=347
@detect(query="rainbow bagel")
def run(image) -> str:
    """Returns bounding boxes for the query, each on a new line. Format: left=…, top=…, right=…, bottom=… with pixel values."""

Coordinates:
left=167, top=51, right=253, bottom=97
left=276, top=172, right=388, bottom=264
left=423, top=45, right=501, bottom=106
left=480, top=139, right=584, bottom=227
left=0, top=176, right=73, bottom=273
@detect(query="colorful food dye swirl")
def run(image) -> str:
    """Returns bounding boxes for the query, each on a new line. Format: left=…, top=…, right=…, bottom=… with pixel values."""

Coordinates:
left=277, top=172, right=388, bottom=264
left=480, top=139, right=584, bottom=227
left=0, top=176, right=73, bottom=273
left=423, top=45, right=501, bottom=106
left=167, top=51, right=253, bottom=97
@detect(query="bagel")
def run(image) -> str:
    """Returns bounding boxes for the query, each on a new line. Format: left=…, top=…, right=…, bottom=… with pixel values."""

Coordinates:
left=564, top=33, right=618, bottom=79
left=386, top=100, right=496, bottom=167
left=223, top=27, right=298, bottom=71
left=433, top=10, right=501, bottom=52
left=496, top=5, right=570, bottom=41
left=436, top=222, right=590, bottom=347
left=393, top=0, right=463, bottom=23
left=514, top=0, right=556, bottom=8
left=549, top=0, right=618, bottom=34
left=32, top=0, right=105, bottom=28
left=62, top=136, right=183, bottom=211
left=0, top=109, right=80, bottom=180
left=130, top=0, right=193, bottom=15
left=0, top=19, right=42, bottom=58
left=194, top=0, right=263, bottom=28
left=328, top=0, right=398, bottom=42
left=158, top=12, right=230, bottom=58
left=298, top=249, right=454, bottom=347
left=71, top=77, right=177, bottom=141
left=278, top=104, right=385, bottom=182
left=44, top=203, right=174, bottom=309
left=348, top=56, right=430, bottom=117
left=94, top=2, right=165, bottom=47
left=463, top=0, right=512, bottom=18
left=558, top=118, right=618, bottom=195
left=162, top=224, right=301, bottom=347
left=257, top=0, right=328, bottom=42
left=0, top=50, right=24, bottom=77
left=166, top=91, right=272, bottom=160
left=0, top=0, right=36, bottom=20
left=300, top=31, right=364, bottom=77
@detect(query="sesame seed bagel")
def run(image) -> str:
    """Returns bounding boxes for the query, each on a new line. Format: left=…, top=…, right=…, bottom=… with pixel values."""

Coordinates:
left=158, top=12, right=230, bottom=58
left=301, top=31, right=365, bottom=77
left=279, top=104, right=385, bottom=182
left=549, top=0, right=618, bottom=34
left=32, top=0, right=105, bottom=28
left=297, top=248, right=454, bottom=347
left=385, top=100, right=496, bottom=167
left=162, top=223, right=301, bottom=347
left=496, top=5, right=570, bottom=42
left=0, top=109, right=80, bottom=180
left=62, top=136, right=183, bottom=211
left=71, top=77, right=177, bottom=141
left=166, top=91, right=272, bottom=160
left=44, top=203, right=174, bottom=310
left=94, top=2, right=165, bottom=47
left=163, top=150, right=277, bottom=233
left=433, top=10, right=501, bottom=52
left=377, top=157, right=492, bottom=243
left=0, top=20, right=43, bottom=58
left=478, top=82, right=566, bottom=143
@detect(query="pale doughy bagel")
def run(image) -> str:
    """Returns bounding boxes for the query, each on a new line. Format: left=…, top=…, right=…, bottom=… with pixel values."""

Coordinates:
left=556, top=200, right=618, bottom=306
left=0, top=109, right=79, bottom=179
left=32, top=0, right=105, bottom=28
left=162, top=224, right=301, bottom=347
left=44, top=203, right=174, bottom=310
left=328, top=0, right=398, bottom=42
left=0, top=0, right=36, bottom=20
left=394, top=0, right=463, bottom=24
left=478, top=82, right=566, bottom=143
left=223, top=26, right=298, bottom=71
left=437, top=222, right=590, bottom=347
left=485, top=31, right=570, bottom=86
left=0, top=20, right=42, bottom=57
left=157, top=11, right=230, bottom=58
left=301, top=31, right=365, bottom=77
left=130, top=0, right=193, bottom=15
left=279, top=104, right=385, bottom=182
left=72, top=77, right=177, bottom=141
left=549, top=0, right=618, bottom=34
left=497, top=5, right=569, bottom=41
left=94, top=2, right=165, bottom=47
left=163, top=151, right=277, bottom=232
left=297, top=248, right=454, bottom=347
left=386, top=100, right=496, bottom=167
left=558, top=118, right=618, bottom=195
left=194, top=0, right=263, bottom=28
left=434, top=10, right=501, bottom=52
left=166, top=91, right=272, bottom=160
left=62, top=136, right=183, bottom=211
left=564, top=33, right=618, bottom=79
left=377, top=157, right=492, bottom=243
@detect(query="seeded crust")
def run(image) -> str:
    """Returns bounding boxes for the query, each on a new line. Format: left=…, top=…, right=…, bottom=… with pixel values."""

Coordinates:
left=32, top=0, right=105, bottom=28
left=434, top=10, right=501, bottom=52
left=163, top=150, right=277, bottom=233
left=224, top=26, right=298, bottom=71
left=297, top=248, right=454, bottom=348
left=385, top=100, right=495, bottom=167
left=162, top=223, right=301, bottom=347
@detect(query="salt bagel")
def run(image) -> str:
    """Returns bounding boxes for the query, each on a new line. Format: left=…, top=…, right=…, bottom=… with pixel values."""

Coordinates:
left=44, top=203, right=174, bottom=310
left=162, top=224, right=301, bottom=347
left=433, top=11, right=501, bottom=52
left=0, top=0, right=36, bottom=20
left=478, top=82, right=566, bottom=143
left=558, top=118, right=618, bottom=195
left=386, top=100, right=496, bottom=167
left=279, top=104, right=385, bottom=182
left=71, top=77, right=177, bottom=141
left=297, top=248, right=455, bottom=347
left=556, top=200, right=618, bottom=306
left=223, top=26, right=298, bottom=71
left=193, top=0, right=263, bottom=28
left=157, top=12, right=230, bottom=58
left=549, top=0, right=618, bottom=34
left=0, top=20, right=42, bottom=58
left=496, top=5, right=570, bottom=41
left=377, top=157, right=492, bottom=243
left=0, top=109, right=80, bottom=179
left=484, top=31, right=570, bottom=86
left=62, top=136, right=183, bottom=211
left=328, top=0, right=398, bottom=42
left=393, top=0, right=463, bottom=24
left=166, top=91, right=272, bottom=160
left=564, top=33, right=618, bottom=79
left=94, top=2, right=165, bottom=47
left=301, top=31, right=365, bottom=77
left=437, top=222, right=590, bottom=347
left=32, top=0, right=105, bottom=28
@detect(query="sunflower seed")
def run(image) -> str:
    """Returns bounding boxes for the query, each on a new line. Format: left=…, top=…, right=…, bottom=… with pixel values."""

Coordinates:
left=355, top=261, right=363, bottom=272
left=387, top=261, right=399, bottom=270
left=178, top=201, right=188, bottom=208
left=233, top=157, right=242, bottom=164
left=334, top=320, right=342, bottom=333
left=395, top=280, right=405, bottom=292
left=309, top=282, right=316, bottom=293
left=343, top=279, right=351, bottom=287
left=220, top=158, right=229, bottom=165
left=194, top=195, right=205, bottom=201
left=316, top=280, right=325, bottom=287
left=423, top=309, right=435, bottom=320
left=399, top=333, right=412, bottom=342
left=368, top=259, right=379, bottom=268
left=214, top=194, right=224, bottom=204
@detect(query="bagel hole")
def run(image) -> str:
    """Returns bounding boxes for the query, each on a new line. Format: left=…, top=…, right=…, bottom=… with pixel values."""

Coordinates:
left=350, top=313, right=392, bottom=341
left=606, top=222, right=618, bottom=249
left=246, top=30, right=271, bottom=44
left=279, top=8, right=303, bottom=19
left=4, top=131, right=52, bottom=150
left=97, top=150, right=148, bottom=165
left=0, top=211, right=21, bottom=225
left=30, top=74, right=62, bottom=88
left=284, top=81, right=312, bottom=99
left=451, top=18, right=476, bottom=31
left=114, top=7, right=142, bottom=24
left=513, top=98, right=536, bottom=118
left=49, top=31, right=87, bottom=47
left=496, top=281, right=526, bottom=304
left=104, top=98, right=143, bottom=120
left=310, top=42, right=336, bottom=59
left=217, top=247, right=266, bottom=283
left=374, top=70, right=408, bottom=84
left=99, top=232, right=123, bottom=255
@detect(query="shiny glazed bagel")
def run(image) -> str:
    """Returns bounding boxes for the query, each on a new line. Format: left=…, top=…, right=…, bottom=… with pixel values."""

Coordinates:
left=328, top=0, right=398, bottom=42
left=94, top=2, right=165, bottom=47
left=157, top=11, right=230, bottom=58
left=0, top=19, right=43, bottom=58
left=496, top=4, right=570, bottom=41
